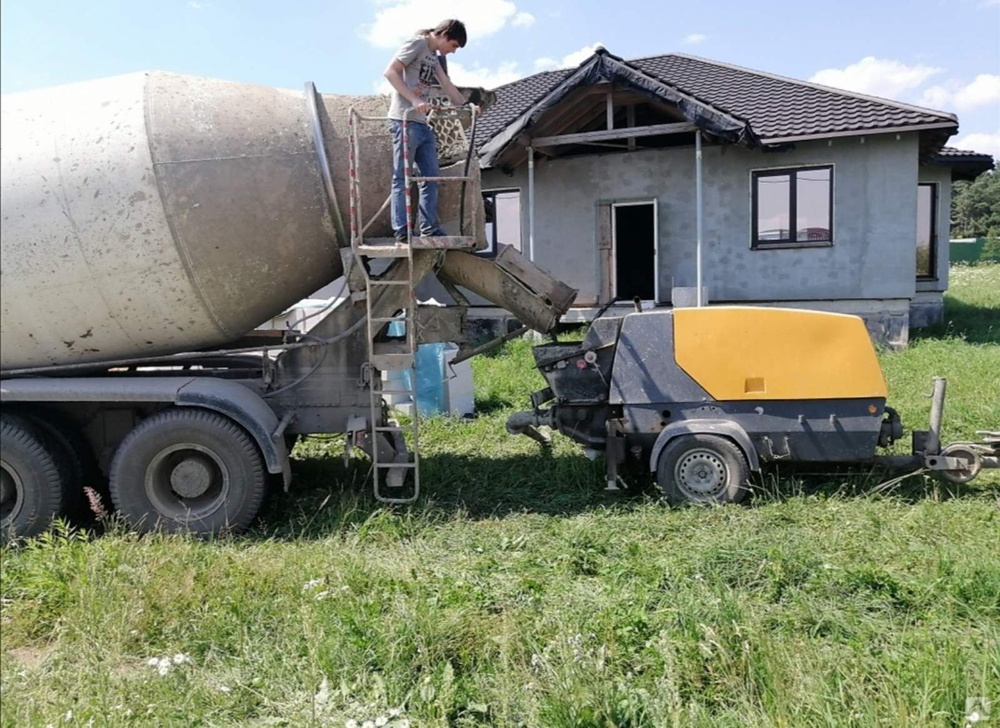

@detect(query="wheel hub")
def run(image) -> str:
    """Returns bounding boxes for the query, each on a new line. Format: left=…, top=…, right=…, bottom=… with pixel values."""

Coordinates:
left=145, top=444, right=229, bottom=521
left=170, top=456, right=214, bottom=498
left=0, top=463, right=24, bottom=526
left=675, top=449, right=728, bottom=496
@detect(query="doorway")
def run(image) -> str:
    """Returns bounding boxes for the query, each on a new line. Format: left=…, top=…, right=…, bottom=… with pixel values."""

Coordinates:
left=612, top=200, right=658, bottom=301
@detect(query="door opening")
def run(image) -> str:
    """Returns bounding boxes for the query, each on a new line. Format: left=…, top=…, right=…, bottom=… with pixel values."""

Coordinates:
left=613, top=201, right=657, bottom=301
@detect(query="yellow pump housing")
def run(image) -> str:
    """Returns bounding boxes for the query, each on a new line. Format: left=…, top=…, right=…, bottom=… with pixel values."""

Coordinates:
left=673, top=307, right=888, bottom=401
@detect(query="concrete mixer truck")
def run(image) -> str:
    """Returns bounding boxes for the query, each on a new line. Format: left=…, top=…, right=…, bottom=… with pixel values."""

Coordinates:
left=0, top=72, right=577, bottom=540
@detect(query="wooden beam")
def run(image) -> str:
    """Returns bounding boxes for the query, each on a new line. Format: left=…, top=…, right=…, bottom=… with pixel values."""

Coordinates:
left=531, top=95, right=606, bottom=139
left=531, top=122, right=697, bottom=148
left=626, top=104, right=636, bottom=151
left=606, top=91, right=614, bottom=130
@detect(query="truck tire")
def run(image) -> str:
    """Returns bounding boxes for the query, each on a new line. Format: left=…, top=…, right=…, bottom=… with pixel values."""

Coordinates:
left=1, top=415, right=66, bottom=542
left=656, top=434, right=750, bottom=506
left=7, top=407, right=99, bottom=521
left=109, top=408, right=266, bottom=536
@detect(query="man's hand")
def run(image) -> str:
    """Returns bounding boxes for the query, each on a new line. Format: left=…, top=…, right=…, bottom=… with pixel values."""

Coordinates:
left=413, top=99, right=430, bottom=115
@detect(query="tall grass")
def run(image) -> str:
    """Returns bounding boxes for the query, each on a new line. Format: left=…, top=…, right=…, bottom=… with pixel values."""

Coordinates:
left=1, top=266, right=998, bottom=727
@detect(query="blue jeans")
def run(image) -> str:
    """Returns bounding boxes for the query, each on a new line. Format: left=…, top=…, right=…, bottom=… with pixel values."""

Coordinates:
left=390, top=119, right=442, bottom=236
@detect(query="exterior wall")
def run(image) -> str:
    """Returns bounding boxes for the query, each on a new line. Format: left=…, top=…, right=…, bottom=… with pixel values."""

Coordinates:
left=911, top=164, right=952, bottom=328
left=482, top=133, right=922, bottom=309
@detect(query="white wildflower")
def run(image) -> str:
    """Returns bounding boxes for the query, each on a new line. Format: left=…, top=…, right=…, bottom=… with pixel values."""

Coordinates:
left=146, top=657, right=160, bottom=667
left=302, top=578, right=323, bottom=592
left=315, top=591, right=330, bottom=601
left=375, top=716, right=389, bottom=727
left=172, top=653, right=191, bottom=665
left=314, top=676, right=330, bottom=711
left=396, top=721, right=411, bottom=728
left=362, top=721, right=375, bottom=728
left=345, top=720, right=359, bottom=728
left=530, top=653, right=542, bottom=668
left=64, top=710, right=73, bottom=721
left=387, top=708, right=403, bottom=718
left=218, top=685, right=231, bottom=694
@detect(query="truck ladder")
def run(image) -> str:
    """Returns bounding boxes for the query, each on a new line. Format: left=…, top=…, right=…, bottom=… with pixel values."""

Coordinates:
left=347, top=105, right=478, bottom=503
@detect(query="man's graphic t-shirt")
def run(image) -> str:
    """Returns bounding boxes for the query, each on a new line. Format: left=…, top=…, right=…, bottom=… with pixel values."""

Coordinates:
left=387, top=35, right=439, bottom=124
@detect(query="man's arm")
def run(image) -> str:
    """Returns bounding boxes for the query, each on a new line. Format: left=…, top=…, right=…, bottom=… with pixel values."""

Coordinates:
left=435, top=65, right=473, bottom=110
left=384, top=59, right=429, bottom=114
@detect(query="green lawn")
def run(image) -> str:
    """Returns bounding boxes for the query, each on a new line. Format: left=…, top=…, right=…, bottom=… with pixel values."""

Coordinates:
left=2, top=267, right=998, bottom=727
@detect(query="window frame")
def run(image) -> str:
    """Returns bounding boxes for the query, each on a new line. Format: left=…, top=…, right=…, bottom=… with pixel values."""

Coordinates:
left=480, top=188, right=522, bottom=258
left=750, top=164, right=834, bottom=249
left=916, top=182, right=938, bottom=281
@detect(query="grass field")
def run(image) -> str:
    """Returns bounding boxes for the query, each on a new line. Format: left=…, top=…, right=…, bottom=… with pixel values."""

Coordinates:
left=2, top=266, right=998, bottom=727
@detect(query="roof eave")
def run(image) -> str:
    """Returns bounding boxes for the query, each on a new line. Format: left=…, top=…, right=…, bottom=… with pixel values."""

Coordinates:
left=760, top=121, right=958, bottom=146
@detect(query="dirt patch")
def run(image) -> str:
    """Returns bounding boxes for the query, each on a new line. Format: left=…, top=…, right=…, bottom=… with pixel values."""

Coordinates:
left=8, top=643, right=57, bottom=670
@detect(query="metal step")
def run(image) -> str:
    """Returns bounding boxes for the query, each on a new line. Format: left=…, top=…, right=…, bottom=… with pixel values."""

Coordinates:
left=371, top=353, right=414, bottom=370
left=410, top=176, right=476, bottom=183
left=356, top=241, right=410, bottom=258
left=361, top=235, right=478, bottom=251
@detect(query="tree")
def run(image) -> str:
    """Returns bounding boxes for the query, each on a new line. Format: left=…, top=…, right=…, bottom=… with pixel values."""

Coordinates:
left=951, top=170, right=1000, bottom=239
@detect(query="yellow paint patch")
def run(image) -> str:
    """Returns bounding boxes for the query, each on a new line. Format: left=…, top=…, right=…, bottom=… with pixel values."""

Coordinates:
left=674, top=307, right=888, bottom=401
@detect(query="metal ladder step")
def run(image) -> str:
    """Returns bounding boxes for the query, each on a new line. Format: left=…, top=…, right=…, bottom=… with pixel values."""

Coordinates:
left=410, top=176, right=476, bottom=183
left=371, top=354, right=414, bottom=371
left=356, top=241, right=411, bottom=258
left=359, top=236, right=478, bottom=252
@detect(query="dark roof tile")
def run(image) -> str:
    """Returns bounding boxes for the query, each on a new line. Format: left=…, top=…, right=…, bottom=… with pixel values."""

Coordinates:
left=475, top=52, right=957, bottom=150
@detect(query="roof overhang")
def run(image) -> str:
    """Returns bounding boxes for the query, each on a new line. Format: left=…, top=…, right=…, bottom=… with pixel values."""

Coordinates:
left=760, top=121, right=958, bottom=146
left=478, top=48, right=757, bottom=169
left=932, top=149, right=996, bottom=181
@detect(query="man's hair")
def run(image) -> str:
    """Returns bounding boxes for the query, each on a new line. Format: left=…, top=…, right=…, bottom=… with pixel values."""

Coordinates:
left=420, top=19, right=467, bottom=47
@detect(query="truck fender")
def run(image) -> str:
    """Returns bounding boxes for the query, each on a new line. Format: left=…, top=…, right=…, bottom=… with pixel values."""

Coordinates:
left=648, top=419, right=761, bottom=473
left=1, top=376, right=290, bottom=488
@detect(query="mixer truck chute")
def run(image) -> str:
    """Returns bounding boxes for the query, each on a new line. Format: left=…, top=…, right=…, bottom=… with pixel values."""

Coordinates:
left=0, top=72, right=577, bottom=540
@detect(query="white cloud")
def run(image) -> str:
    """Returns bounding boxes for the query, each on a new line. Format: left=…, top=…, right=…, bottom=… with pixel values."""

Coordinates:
left=682, top=33, right=708, bottom=45
left=511, top=11, right=535, bottom=27
left=362, top=0, right=530, bottom=49
left=950, top=129, right=1000, bottom=160
left=810, top=56, right=942, bottom=99
left=448, top=60, right=524, bottom=88
left=187, top=0, right=202, bottom=7
left=921, top=74, right=1000, bottom=111
left=534, top=42, right=604, bottom=72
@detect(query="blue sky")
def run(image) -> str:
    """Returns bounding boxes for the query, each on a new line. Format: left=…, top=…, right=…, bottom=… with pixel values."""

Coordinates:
left=2, top=0, right=998, bottom=156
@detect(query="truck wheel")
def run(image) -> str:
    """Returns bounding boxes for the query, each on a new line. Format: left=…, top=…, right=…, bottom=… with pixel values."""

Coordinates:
left=109, top=409, right=266, bottom=536
left=656, top=434, right=750, bottom=505
left=7, top=408, right=99, bottom=520
left=1, top=415, right=66, bottom=542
